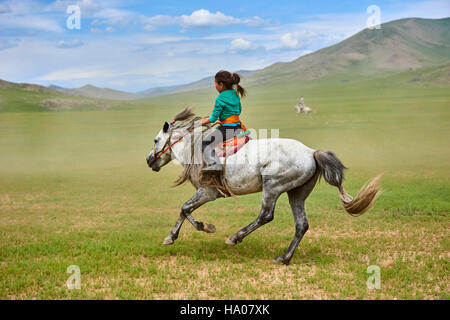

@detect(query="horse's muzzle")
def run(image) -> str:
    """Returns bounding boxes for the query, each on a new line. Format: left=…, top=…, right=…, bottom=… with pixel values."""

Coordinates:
left=146, top=154, right=155, bottom=167
left=146, top=154, right=160, bottom=172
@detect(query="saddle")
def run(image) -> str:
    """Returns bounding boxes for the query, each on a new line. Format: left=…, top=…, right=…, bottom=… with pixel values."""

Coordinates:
left=213, top=130, right=251, bottom=158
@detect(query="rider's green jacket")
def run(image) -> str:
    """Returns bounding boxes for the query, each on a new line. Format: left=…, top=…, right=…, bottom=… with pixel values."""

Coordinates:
left=208, top=89, right=242, bottom=123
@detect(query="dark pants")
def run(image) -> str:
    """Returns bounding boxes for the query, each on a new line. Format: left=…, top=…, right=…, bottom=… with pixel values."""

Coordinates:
left=201, top=125, right=242, bottom=155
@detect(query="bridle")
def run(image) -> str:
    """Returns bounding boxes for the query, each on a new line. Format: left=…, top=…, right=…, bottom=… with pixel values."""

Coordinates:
left=153, top=120, right=218, bottom=160
left=153, top=132, right=185, bottom=160
left=153, top=121, right=206, bottom=160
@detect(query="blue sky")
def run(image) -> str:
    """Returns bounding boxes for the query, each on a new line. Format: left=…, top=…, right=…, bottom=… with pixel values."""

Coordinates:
left=0, top=0, right=449, bottom=92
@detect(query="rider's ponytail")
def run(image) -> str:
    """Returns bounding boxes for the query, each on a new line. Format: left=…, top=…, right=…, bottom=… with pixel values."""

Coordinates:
left=231, top=73, right=247, bottom=98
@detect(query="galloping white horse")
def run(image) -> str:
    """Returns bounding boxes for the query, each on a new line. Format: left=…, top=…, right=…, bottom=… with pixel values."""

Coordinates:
left=146, top=108, right=381, bottom=265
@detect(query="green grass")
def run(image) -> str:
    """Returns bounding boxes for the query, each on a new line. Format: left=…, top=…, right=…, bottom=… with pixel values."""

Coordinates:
left=0, top=73, right=449, bottom=299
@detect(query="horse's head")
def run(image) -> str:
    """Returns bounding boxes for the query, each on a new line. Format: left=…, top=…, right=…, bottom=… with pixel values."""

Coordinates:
left=146, top=121, right=173, bottom=172
left=146, top=107, right=199, bottom=172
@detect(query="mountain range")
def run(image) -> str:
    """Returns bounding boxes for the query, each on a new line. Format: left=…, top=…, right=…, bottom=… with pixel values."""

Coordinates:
left=246, top=17, right=450, bottom=86
left=1, top=17, right=449, bottom=103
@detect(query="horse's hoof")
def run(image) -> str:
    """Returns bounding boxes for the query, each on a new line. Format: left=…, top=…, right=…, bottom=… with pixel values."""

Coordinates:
left=163, top=236, right=174, bottom=246
left=204, top=223, right=216, bottom=233
left=272, top=256, right=290, bottom=265
left=225, top=237, right=236, bottom=246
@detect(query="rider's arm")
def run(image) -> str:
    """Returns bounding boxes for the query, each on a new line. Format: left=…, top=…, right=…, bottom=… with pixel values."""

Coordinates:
left=208, top=102, right=224, bottom=123
left=201, top=100, right=224, bottom=126
left=200, top=118, right=211, bottom=125
left=200, top=118, right=222, bottom=125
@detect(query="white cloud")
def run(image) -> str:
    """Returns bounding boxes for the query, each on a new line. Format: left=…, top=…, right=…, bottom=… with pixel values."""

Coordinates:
left=57, top=39, right=83, bottom=48
left=180, top=9, right=240, bottom=29
left=280, top=31, right=316, bottom=49
left=231, top=38, right=252, bottom=50
left=230, top=38, right=259, bottom=52
left=140, top=14, right=176, bottom=31
left=140, top=9, right=269, bottom=31
left=91, top=8, right=135, bottom=27
left=242, top=16, right=268, bottom=28
left=0, top=0, right=64, bottom=33
left=280, top=33, right=299, bottom=49
left=0, top=15, right=64, bottom=33
left=181, top=9, right=269, bottom=29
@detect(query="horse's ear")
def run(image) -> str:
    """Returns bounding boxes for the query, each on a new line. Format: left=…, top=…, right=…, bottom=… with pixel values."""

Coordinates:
left=163, top=122, right=169, bottom=133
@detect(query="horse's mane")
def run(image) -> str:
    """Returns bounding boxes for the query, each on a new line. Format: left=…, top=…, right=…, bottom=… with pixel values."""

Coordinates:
left=173, top=107, right=196, bottom=122
left=171, top=107, right=233, bottom=197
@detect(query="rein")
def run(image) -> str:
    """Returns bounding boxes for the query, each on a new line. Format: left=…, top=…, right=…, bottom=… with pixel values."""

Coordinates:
left=154, top=134, right=185, bottom=160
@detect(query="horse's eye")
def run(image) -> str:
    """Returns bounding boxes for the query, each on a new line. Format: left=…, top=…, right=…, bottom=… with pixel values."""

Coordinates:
left=154, top=139, right=158, bottom=144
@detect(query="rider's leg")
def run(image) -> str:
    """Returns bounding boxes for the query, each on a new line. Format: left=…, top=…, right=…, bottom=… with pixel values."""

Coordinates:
left=201, top=128, right=224, bottom=172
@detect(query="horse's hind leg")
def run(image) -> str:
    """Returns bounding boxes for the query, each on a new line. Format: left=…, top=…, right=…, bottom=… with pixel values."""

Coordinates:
left=274, top=171, right=320, bottom=265
left=226, top=189, right=281, bottom=245
left=163, top=188, right=220, bottom=245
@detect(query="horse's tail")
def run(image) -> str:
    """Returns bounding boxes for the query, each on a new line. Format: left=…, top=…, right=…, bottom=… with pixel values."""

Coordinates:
left=313, top=150, right=382, bottom=217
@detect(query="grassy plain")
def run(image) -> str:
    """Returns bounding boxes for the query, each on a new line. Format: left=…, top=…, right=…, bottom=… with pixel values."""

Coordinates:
left=0, top=72, right=449, bottom=299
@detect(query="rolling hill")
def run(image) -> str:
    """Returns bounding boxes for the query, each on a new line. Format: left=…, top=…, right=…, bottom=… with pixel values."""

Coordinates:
left=0, top=79, right=133, bottom=112
left=49, top=84, right=140, bottom=101
left=245, top=17, right=450, bottom=86
left=137, top=70, right=257, bottom=97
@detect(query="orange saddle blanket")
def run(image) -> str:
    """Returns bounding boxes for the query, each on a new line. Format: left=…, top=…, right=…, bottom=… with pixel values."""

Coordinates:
left=214, top=134, right=251, bottom=157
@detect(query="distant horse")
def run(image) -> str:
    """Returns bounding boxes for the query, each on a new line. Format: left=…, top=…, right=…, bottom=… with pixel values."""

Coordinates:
left=295, top=104, right=313, bottom=114
left=146, top=108, right=381, bottom=265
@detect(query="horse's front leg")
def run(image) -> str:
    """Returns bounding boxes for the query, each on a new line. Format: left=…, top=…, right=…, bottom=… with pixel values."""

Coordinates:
left=163, top=214, right=186, bottom=245
left=163, top=188, right=220, bottom=245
